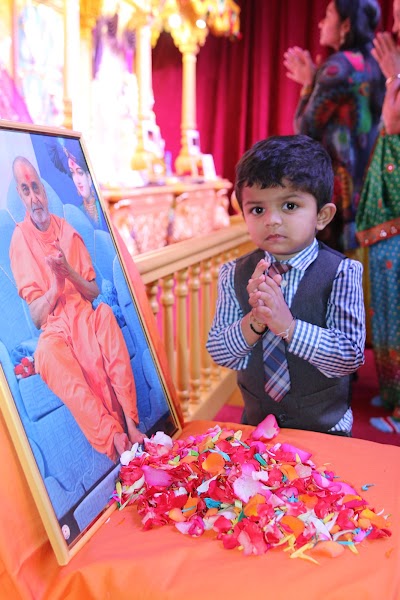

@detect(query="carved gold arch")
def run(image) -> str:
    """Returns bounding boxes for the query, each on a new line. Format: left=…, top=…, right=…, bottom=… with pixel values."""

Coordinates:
left=148, top=0, right=241, bottom=176
left=5, top=0, right=239, bottom=178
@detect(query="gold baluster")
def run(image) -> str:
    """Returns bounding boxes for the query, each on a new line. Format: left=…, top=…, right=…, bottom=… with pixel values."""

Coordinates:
left=145, top=281, right=160, bottom=317
left=175, top=268, right=190, bottom=416
left=160, top=275, right=175, bottom=381
left=200, top=258, right=212, bottom=390
left=188, top=264, right=201, bottom=407
left=210, top=253, right=226, bottom=380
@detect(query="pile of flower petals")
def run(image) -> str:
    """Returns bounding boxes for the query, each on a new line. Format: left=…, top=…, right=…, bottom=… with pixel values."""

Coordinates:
left=113, top=416, right=391, bottom=562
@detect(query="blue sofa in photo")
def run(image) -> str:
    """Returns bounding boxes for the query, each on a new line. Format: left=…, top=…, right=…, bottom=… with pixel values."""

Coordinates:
left=0, top=179, right=170, bottom=539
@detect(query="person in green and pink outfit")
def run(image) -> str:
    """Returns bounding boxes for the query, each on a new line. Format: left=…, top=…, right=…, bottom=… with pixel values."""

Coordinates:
left=356, top=0, right=400, bottom=433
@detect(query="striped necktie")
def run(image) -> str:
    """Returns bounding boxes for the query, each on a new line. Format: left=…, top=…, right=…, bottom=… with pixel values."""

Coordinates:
left=263, top=261, right=292, bottom=402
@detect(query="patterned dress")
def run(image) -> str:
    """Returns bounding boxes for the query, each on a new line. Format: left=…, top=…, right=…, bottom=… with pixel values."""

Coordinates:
left=356, top=130, right=400, bottom=410
left=295, top=50, right=385, bottom=251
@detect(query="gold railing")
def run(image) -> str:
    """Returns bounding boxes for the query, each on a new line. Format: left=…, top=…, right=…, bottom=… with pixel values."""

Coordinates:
left=133, top=216, right=254, bottom=421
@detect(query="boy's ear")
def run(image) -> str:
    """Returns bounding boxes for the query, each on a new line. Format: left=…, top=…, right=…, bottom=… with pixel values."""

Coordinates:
left=315, top=202, right=336, bottom=231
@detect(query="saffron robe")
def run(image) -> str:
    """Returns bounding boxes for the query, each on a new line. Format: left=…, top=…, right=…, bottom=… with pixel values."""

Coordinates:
left=10, top=213, right=138, bottom=460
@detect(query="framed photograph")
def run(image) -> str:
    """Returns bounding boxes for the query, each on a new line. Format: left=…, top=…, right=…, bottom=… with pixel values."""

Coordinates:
left=193, top=154, right=217, bottom=180
left=199, top=154, right=217, bottom=181
left=141, top=120, right=164, bottom=158
left=186, top=129, right=201, bottom=156
left=0, top=120, right=182, bottom=565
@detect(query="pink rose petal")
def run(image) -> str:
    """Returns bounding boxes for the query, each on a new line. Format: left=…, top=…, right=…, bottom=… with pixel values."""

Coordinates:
left=142, top=465, right=173, bottom=487
left=233, top=474, right=265, bottom=503
left=279, top=443, right=312, bottom=462
left=251, top=414, right=280, bottom=441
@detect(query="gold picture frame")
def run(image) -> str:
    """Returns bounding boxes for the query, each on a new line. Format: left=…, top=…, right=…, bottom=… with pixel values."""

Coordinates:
left=0, top=120, right=182, bottom=565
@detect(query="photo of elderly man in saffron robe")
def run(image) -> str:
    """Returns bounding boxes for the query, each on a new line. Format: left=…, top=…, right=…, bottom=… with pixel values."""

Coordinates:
left=9, top=156, right=145, bottom=461
left=0, top=125, right=179, bottom=547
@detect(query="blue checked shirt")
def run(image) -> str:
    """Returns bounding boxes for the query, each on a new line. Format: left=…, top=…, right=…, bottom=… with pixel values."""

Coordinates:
left=206, top=239, right=366, bottom=433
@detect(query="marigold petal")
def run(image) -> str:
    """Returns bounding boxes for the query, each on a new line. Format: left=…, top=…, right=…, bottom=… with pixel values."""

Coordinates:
left=280, top=515, right=305, bottom=538
left=243, top=493, right=266, bottom=517
left=169, top=508, right=186, bottom=522
left=310, top=541, right=345, bottom=558
left=182, top=495, right=199, bottom=517
left=202, top=452, right=226, bottom=474
left=280, top=464, right=299, bottom=482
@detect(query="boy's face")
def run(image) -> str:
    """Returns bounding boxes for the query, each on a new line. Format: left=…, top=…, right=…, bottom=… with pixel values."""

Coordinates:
left=241, top=183, right=335, bottom=260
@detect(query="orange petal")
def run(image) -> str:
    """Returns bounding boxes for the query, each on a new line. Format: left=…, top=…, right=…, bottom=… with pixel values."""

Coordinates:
left=310, top=541, right=345, bottom=558
left=243, top=493, right=266, bottom=517
left=169, top=508, right=186, bottom=522
left=279, top=515, right=305, bottom=538
left=202, top=452, right=226, bottom=474
left=280, top=464, right=298, bottom=481
left=298, top=494, right=318, bottom=508
left=183, top=495, right=199, bottom=517
left=360, top=509, right=388, bottom=529
left=330, top=524, right=341, bottom=534
left=358, top=518, right=371, bottom=530
left=342, top=494, right=362, bottom=503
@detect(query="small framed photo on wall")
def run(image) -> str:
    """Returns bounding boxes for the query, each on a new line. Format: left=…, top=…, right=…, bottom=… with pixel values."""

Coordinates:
left=142, top=120, right=164, bottom=158
left=186, top=129, right=201, bottom=155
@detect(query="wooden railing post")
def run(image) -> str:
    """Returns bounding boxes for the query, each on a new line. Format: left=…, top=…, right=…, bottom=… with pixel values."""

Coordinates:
left=200, top=258, right=212, bottom=390
left=189, top=264, right=201, bottom=406
left=145, top=282, right=159, bottom=316
left=176, top=268, right=190, bottom=416
left=160, top=274, right=175, bottom=380
left=132, top=220, right=253, bottom=420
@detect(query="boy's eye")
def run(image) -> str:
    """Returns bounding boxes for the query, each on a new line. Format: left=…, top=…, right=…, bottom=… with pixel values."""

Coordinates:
left=283, top=202, right=297, bottom=211
left=250, top=206, right=264, bottom=215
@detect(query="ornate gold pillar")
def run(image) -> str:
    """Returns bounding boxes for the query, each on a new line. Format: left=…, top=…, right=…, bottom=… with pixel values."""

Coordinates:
left=175, top=42, right=200, bottom=175
left=78, top=0, right=103, bottom=134
left=63, top=0, right=80, bottom=129
left=166, top=23, right=207, bottom=175
left=131, top=15, right=157, bottom=170
left=128, top=2, right=165, bottom=174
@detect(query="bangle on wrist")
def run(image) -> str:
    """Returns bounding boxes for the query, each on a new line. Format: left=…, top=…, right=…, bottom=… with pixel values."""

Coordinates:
left=250, top=313, right=266, bottom=336
left=276, top=317, right=296, bottom=341
left=385, top=73, right=400, bottom=87
left=300, top=84, right=313, bottom=97
left=251, top=313, right=265, bottom=329
left=250, top=322, right=265, bottom=335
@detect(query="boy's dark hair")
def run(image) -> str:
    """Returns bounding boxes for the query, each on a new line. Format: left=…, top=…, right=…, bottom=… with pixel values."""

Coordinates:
left=235, top=135, right=334, bottom=211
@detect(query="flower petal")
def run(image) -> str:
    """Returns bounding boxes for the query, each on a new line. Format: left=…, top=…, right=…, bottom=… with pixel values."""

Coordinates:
left=251, top=414, right=280, bottom=440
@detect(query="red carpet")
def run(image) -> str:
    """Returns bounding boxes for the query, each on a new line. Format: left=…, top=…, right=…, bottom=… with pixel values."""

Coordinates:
left=214, top=348, right=400, bottom=447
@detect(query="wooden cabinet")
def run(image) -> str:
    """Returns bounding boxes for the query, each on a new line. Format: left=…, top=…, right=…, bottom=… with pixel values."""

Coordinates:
left=102, top=179, right=232, bottom=255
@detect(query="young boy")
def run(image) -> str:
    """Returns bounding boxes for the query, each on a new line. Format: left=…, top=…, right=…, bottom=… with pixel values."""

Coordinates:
left=206, top=135, right=365, bottom=436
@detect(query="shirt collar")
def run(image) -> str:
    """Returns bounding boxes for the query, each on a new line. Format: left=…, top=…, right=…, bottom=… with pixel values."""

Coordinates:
left=265, top=239, right=319, bottom=272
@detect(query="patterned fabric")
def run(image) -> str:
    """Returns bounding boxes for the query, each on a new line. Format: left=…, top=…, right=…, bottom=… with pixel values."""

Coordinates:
left=263, top=262, right=292, bottom=402
left=356, top=131, right=400, bottom=410
left=267, top=261, right=291, bottom=279
left=368, top=237, right=400, bottom=408
left=295, top=50, right=384, bottom=252
left=356, top=130, right=400, bottom=245
left=263, top=334, right=290, bottom=402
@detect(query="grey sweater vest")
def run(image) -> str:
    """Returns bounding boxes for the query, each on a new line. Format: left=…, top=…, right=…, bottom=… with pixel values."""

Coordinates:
left=234, top=243, right=350, bottom=433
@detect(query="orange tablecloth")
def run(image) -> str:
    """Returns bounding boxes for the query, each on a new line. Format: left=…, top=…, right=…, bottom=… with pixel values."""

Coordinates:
left=1, top=417, right=399, bottom=600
